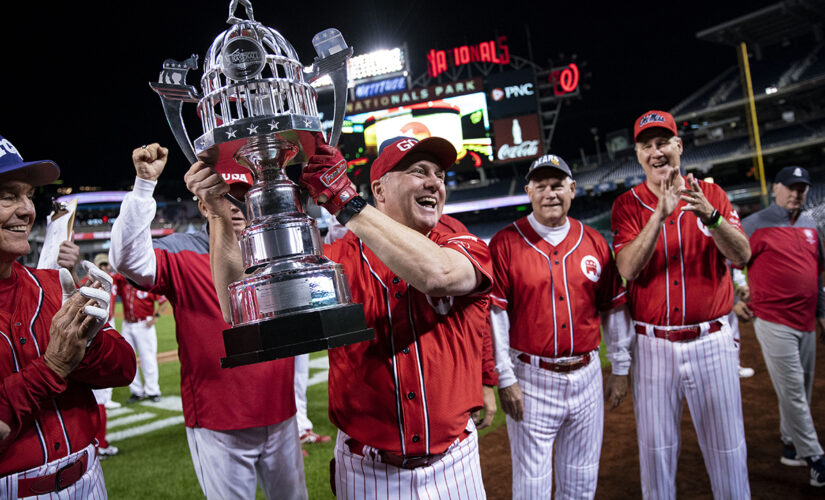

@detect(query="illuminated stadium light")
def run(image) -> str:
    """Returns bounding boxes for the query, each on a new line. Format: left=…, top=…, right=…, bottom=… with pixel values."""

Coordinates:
left=443, top=194, right=529, bottom=215
left=765, top=86, right=778, bottom=94
left=312, top=48, right=406, bottom=89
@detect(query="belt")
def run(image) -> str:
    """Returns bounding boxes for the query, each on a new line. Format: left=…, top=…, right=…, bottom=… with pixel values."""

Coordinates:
left=634, top=320, right=723, bottom=342
left=517, top=352, right=591, bottom=373
left=346, top=431, right=470, bottom=470
left=17, top=450, right=89, bottom=497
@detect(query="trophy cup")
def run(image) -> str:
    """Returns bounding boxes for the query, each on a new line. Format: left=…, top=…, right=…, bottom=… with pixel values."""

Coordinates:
left=150, top=0, right=373, bottom=368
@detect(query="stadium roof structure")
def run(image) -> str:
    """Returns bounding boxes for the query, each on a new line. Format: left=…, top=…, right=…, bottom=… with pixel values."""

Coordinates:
left=696, top=0, right=824, bottom=49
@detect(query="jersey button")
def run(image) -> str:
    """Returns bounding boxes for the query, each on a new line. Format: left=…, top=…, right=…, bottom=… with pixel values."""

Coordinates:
left=54, top=442, right=60, bottom=450
left=673, top=280, right=679, bottom=285
left=561, top=323, right=566, bottom=328
left=674, top=307, right=679, bottom=312
left=559, top=296, right=564, bottom=301
left=554, top=260, right=559, bottom=265
left=412, top=435, right=420, bottom=443
left=14, top=322, right=21, bottom=327
left=18, top=338, right=26, bottom=345
left=402, top=347, right=410, bottom=354
left=392, top=277, right=400, bottom=284
left=407, top=392, right=415, bottom=399
left=395, top=292, right=402, bottom=299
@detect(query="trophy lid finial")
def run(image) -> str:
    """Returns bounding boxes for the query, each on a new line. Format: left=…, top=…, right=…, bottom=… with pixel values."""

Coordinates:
left=227, top=0, right=255, bottom=25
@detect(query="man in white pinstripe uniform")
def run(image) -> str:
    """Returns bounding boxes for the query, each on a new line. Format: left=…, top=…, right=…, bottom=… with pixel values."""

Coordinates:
left=490, top=154, right=633, bottom=499
left=611, top=110, right=752, bottom=499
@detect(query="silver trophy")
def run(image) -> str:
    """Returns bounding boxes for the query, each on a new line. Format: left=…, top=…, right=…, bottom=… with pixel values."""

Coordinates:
left=150, top=0, right=373, bottom=368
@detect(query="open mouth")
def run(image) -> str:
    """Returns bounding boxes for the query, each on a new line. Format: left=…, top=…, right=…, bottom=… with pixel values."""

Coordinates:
left=416, top=196, right=437, bottom=209
left=652, top=160, right=669, bottom=168
left=4, top=225, right=28, bottom=233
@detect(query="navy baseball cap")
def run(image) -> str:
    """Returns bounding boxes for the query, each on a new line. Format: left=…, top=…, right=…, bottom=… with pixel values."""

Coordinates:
left=0, top=135, right=60, bottom=186
left=370, top=136, right=456, bottom=184
left=774, top=166, right=811, bottom=186
left=525, top=154, right=572, bottom=181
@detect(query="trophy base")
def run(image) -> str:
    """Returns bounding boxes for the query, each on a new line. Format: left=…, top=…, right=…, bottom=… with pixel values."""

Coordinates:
left=221, top=303, right=374, bottom=368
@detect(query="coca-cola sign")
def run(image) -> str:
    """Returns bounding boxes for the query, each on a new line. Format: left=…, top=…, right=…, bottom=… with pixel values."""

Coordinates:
left=493, top=114, right=543, bottom=164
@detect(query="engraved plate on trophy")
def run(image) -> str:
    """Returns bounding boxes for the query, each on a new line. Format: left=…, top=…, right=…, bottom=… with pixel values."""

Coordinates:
left=149, top=0, right=373, bottom=367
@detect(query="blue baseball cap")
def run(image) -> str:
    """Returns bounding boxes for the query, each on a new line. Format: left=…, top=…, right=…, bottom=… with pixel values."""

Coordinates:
left=0, top=135, right=60, bottom=186
left=774, top=166, right=811, bottom=186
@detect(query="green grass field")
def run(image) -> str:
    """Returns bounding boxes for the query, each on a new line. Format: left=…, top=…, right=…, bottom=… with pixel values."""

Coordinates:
left=101, top=310, right=606, bottom=498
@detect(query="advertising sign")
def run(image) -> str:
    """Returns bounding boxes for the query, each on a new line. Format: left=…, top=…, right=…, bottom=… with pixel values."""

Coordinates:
left=492, top=114, right=543, bottom=164
left=485, top=68, right=538, bottom=119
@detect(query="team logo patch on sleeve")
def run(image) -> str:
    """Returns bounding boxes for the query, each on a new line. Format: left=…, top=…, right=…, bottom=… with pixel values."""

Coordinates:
left=804, top=229, right=817, bottom=245
left=580, top=255, right=602, bottom=282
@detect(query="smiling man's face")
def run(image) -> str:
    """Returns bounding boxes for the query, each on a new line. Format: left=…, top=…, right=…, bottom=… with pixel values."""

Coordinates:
left=0, top=180, right=35, bottom=264
left=636, top=129, right=683, bottom=190
left=525, top=169, right=575, bottom=228
left=373, top=159, right=446, bottom=234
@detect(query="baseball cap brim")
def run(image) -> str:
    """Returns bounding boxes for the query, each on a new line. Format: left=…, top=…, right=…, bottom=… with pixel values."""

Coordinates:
left=0, top=160, right=60, bottom=187
left=404, top=137, right=457, bottom=171
left=371, top=136, right=457, bottom=184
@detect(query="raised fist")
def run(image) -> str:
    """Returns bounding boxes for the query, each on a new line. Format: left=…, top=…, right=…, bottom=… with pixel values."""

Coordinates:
left=132, top=143, right=169, bottom=182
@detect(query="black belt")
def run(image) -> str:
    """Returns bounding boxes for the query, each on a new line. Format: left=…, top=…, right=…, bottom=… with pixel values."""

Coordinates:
left=346, top=431, right=470, bottom=470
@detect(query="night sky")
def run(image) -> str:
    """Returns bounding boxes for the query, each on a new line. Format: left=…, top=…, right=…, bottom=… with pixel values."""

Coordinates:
left=4, top=0, right=777, bottom=197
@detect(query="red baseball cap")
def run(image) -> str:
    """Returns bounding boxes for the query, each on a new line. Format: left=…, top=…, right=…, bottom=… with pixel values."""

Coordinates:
left=370, top=136, right=457, bottom=184
left=633, top=110, right=678, bottom=142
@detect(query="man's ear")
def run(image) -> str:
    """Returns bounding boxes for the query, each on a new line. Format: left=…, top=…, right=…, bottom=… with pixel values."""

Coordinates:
left=371, top=179, right=385, bottom=204
left=197, top=199, right=209, bottom=218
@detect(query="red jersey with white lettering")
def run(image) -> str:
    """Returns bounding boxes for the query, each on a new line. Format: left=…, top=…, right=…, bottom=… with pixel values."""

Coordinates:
left=0, top=262, right=136, bottom=475
left=323, top=229, right=492, bottom=456
left=147, top=230, right=295, bottom=430
left=490, top=217, right=626, bottom=357
left=112, top=273, right=166, bottom=323
left=611, top=179, right=742, bottom=325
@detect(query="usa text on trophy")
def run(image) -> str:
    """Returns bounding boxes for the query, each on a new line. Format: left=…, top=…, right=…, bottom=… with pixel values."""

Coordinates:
left=150, top=0, right=373, bottom=367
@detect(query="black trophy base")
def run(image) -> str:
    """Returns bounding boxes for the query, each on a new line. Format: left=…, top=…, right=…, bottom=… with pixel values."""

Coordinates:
left=221, top=304, right=374, bottom=368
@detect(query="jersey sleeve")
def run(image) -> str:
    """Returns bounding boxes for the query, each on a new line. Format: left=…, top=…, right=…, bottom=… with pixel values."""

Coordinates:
left=110, top=177, right=159, bottom=289
left=709, top=182, right=744, bottom=234
left=596, top=240, right=627, bottom=312
left=479, top=303, right=499, bottom=387
left=610, top=193, right=643, bottom=254
left=439, top=233, right=493, bottom=296
left=488, top=230, right=511, bottom=310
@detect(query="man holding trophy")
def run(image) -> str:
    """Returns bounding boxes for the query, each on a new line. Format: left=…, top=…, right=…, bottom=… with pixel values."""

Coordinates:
left=194, top=132, right=491, bottom=498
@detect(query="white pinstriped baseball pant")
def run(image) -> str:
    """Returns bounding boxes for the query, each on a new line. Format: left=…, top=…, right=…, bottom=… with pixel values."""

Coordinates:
left=506, top=351, right=603, bottom=500
left=333, top=421, right=486, bottom=499
left=0, top=443, right=107, bottom=499
left=632, top=320, right=750, bottom=500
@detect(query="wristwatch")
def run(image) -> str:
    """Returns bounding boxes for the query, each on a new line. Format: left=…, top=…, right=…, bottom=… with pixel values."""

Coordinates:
left=336, top=195, right=367, bottom=225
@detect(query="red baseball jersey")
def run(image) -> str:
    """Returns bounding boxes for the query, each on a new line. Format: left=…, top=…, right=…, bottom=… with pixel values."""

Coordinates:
left=112, top=273, right=166, bottom=323
left=436, top=214, right=498, bottom=387
left=490, top=217, right=626, bottom=357
left=742, top=203, right=824, bottom=332
left=323, top=229, right=493, bottom=456
left=0, top=262, right=136, bottom=475
left=147, top=231, right=295, bottom=430
left=611, top=179, right=742, bottom=326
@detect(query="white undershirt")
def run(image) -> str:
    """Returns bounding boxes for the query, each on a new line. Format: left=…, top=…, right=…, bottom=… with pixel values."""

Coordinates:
left=527, top=213, right=570, bottom=246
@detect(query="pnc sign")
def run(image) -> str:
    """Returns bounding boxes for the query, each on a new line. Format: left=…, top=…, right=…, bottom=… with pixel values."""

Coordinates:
left=427, top=36, right=510, bottom=78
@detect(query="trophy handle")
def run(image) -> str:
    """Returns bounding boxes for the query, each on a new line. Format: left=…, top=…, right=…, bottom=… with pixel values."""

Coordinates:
left=149, top=55, right=203, bottom=165
left=310, top=29, right=353, bottom=148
